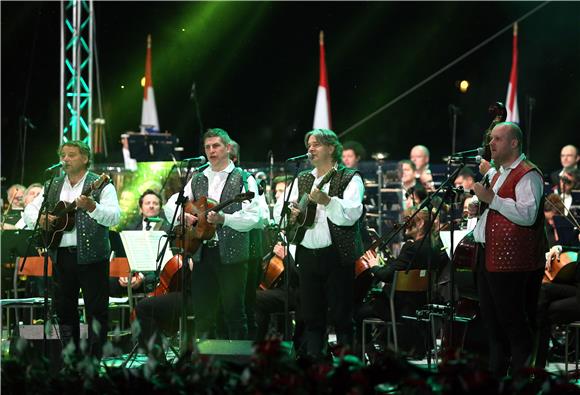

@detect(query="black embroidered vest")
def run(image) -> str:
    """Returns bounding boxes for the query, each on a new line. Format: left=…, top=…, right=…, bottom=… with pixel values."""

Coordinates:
left=190, top=168, right=250, bottom=265
left=46, top=172, right=111, bottom=265
left=297, top=165, right=364, bottom=265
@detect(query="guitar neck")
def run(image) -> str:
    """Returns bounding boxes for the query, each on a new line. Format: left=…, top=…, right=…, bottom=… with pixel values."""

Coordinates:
left=209, top=198, right=237, bottom=213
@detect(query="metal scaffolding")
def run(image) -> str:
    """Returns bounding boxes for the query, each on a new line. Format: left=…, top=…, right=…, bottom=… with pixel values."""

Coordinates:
left=60, top=0, right=93, bottom=147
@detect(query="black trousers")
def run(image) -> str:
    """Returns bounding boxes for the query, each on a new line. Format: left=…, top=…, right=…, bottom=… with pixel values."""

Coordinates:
left=191, top=245, right=248, bottom=340
left=52, top=248, right=109, bottom=359
left=476, top=245, right=543, bottom=377
left=297, top=245, right=354, bottom=357
left=134, top=292, right=183, bottom=355
left=535, top=282, right=580, bottom=368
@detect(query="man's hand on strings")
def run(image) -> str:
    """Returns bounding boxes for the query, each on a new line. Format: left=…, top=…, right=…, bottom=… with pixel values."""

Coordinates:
left=207, top=211, right=225, bottom=225
left=184, top=212, right=198, bottom=227
left=76, top=195, right=96, bottom=212
left=309, top=187, right=331, bottom=206
left=39, top=213, right=57, bottom=230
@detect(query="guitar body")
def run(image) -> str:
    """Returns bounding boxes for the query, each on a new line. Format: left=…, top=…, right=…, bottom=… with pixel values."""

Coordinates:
left=287, top=168, right=337, bottom=245
left=42, top=174, right=110, bottom=250
left=287, top=196, right=317, bottom=244
left=174, top=192, right=255, bottom=255
left=47, top=201, right=76, bottom=249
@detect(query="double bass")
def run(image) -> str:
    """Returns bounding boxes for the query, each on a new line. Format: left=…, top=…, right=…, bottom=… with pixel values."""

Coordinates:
left=453, top=102, right=507, bottom=270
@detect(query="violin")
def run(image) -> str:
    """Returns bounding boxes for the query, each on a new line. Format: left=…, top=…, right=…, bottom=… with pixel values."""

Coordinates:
left=543, top=251, right=579, bottom=284
left=259, top=253, right=284, bottom=290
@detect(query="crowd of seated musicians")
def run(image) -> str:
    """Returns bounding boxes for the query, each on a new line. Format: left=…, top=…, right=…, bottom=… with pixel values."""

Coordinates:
left=6, top=135, right=580, bottom=371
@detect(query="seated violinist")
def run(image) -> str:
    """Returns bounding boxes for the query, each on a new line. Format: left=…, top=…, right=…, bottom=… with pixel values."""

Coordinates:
left=355, top=207, right=449, bottom=358
left=535, top=239, right=580, bottom=369
left=109, top=189, right=170, bottom=297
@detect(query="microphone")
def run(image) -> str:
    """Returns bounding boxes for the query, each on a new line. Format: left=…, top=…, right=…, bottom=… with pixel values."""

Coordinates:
left=286, top=153, right=312, bottom=162
left=451, top=147, right=484, bottom=157
left=45, top=161, right=64, bottom=172
left=145, top=216, right=163, bottom=223
left=448, top=155, right=482, bottom=165
left=182, top=156, right=207, bottom=164
left=193, top=162, right=210, bottom=172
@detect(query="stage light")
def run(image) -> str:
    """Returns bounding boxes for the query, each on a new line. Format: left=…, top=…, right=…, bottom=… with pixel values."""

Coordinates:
left=141, top=77, right=146, bottom=87
left=181, top=28, right=186, bottom=32
left=459, top=80, right=469, bottom=93
left=121, top=85, right=125, bottom=89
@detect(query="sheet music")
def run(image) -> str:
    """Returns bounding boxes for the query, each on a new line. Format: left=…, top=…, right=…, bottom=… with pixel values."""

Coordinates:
left=119, top=230, right=173, bottom=272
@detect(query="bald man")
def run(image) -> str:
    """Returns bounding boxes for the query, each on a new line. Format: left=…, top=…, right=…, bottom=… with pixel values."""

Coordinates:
left=468, top=122, right=546, bottom=377
left=550, top=145, right=579, bottom=187
left=409, top=145, right=434, bottom=190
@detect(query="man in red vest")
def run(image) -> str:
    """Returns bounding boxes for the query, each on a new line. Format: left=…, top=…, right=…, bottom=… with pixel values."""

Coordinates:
left=469, top=122, right=546, bottom=377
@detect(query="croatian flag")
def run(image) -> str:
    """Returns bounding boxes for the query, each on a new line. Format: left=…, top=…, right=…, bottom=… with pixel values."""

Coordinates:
left=140, top=34, right=160, bottom=133
left=313, top=31, right=331, bottom=129
left=505, top=23, right=519, bottom=123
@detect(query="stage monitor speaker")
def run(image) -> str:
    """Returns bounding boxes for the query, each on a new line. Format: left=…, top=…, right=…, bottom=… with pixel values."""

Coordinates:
left=196, top=340, right=294, bottom=363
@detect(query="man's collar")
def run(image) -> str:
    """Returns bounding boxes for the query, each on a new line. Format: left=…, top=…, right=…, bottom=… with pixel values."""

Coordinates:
left=499, top=153, right=525, bottom=174
left=310, top=162, right=338, bottom=178
left=207, top=160, right=235, bottom=175
left=65, top=171, right=88, bottom=187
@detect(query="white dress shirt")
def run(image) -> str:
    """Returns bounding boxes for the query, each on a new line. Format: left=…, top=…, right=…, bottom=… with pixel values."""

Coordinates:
left=164, top=160, right=261, bottom=236
left=274, top=168, right=364, bottom=249
left=473, top=154, right=543, bottom=243
left=24, top=173, right=121, bottom=247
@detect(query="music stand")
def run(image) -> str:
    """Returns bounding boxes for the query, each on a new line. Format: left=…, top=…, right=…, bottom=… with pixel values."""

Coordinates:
left=1, top=230, right=35, bottom=263
left=554, top=215, right=580, bottom=248
left=127, top=134, right=179, bottom=162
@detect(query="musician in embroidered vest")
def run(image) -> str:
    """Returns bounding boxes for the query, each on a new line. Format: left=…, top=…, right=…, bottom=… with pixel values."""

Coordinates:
left=468, top=122, right=546, bottom=377
left=24, top=141, right=120, bottom=360
left=274, top=129, right=365, bottom=358
left=164, top=128, right=261, bottom=340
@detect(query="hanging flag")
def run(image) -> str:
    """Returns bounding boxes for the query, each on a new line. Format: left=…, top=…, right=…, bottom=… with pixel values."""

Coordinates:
left=140, top=34, right=160, bottom=133
left=313, top=31, right=332, bottom=129
left=505, top=23, right=519, bottom=123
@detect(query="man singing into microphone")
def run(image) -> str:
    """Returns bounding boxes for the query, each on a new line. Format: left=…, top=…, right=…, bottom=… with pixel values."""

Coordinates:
left=164, top=128, right=260, bottom=340
left=24, top=141, right=120, bottom=360
left=468, top=122, right=546, bottom=377
left=275, top=128, right=365, bottom=358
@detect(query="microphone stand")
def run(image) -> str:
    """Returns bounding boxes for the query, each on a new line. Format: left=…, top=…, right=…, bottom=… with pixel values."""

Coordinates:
left=382, top=164, right=464, bottom=364
left=526, top=96, right=535, bottom=159
left=277, top=159, right=304, bottom=341
left=19, top=169, right=59, bottom=357
left=190, top=82, right=205, bottom=158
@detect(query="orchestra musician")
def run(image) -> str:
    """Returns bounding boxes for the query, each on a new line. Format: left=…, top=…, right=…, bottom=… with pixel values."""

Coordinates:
left=535, top=240, right=580, bottom=369
left=468, top=122, right=546, bottom=377
left=24, top=140, right=120, bottom=360
left=275, top=128, right=365, bottom=358
left=357, top=207, right=448, bottom=358
left=109, top=189, right=170, bottom=297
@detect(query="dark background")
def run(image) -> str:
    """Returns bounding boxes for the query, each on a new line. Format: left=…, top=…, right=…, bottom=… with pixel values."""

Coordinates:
left=2, top=1, right=579, bottom=188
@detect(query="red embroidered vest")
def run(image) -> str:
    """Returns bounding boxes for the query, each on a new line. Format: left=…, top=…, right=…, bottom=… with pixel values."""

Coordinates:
left=485, top=159, right=547, bottom=272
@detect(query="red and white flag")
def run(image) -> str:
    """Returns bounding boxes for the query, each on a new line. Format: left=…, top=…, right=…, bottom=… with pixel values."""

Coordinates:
left=505, top=23, right=519, bottom=123
left=141, top=34, right=160, bottom=133
left=313, top=31, right=332, bottom=129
